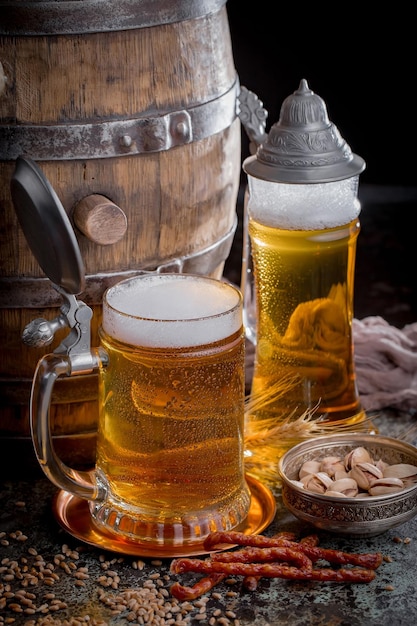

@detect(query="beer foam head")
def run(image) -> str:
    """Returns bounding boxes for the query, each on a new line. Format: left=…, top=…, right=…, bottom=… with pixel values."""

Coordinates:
left=102, top=274, right=242, bottom=347
left=247, top=176, right=361, bottom=230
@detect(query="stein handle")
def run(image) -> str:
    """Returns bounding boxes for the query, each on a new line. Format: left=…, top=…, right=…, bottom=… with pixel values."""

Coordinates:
left=30, top=351, right=106, bottom=502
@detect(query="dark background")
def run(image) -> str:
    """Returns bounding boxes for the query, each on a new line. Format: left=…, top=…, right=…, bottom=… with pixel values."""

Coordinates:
left=226, top=2, right=415, bottom=188
left=224, top=3, right=417, bottom=328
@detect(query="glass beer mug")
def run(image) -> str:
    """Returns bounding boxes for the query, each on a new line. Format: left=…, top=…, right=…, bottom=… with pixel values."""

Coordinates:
left=31, top=273, right=251, bottom=546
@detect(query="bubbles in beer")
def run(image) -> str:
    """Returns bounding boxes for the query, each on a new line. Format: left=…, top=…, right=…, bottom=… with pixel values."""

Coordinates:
left=245, top=177, right=367, bottom=486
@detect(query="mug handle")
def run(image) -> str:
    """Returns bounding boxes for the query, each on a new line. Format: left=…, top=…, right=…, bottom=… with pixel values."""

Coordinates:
left=30, top=351, right=106, bottom=502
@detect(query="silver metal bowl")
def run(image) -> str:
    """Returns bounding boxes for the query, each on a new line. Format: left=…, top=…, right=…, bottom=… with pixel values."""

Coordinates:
left=278, top=433, right=417, bottom=537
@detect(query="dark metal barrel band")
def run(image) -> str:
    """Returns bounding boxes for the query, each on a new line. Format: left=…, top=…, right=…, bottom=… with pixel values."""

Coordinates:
left=0, top=0, right=226, bottom=35
left=0, top=215, right=237, bottom=308
left=0, top=80, right=239, bottom=161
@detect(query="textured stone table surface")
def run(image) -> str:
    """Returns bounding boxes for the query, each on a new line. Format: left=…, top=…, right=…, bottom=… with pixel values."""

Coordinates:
left=1, top=410, right=416, bottom=626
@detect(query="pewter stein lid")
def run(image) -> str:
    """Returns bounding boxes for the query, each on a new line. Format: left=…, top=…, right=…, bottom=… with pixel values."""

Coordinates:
left=11, top=156, right=85, bottom=294
left=243, top=78, right=365, bottom=184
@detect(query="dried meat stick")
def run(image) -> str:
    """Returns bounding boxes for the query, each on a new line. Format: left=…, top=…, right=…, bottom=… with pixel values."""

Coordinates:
left=272, top=531, right=298, bottom=541
left=300, top=534, right=320, bottom=546
left=242, top=575, right=260, bottom=591
left=211, top=543, right=382, bottom=570
left=205, top=532, right=382, bottom=568
left=294, top=545, right=383, bottom=570
left=241, top=532, right=297, bottom=591
left=211, top=546, right=313, bottom=570
left=264, top=539, right=383, bottom=570
left=308, top=568, right=376, bottom=583
left=170, top=559, right=376, bottom=583
left=170, top=573, right=225, bottom=600
left=206, top=531, right=315, bottom=591
left=203, top=531, right=293, bottom=550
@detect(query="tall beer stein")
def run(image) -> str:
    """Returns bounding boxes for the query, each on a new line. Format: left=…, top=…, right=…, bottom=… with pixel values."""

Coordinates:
left=11, top=157, right=252, bottom=550
left=242, top=80, right=369, bottom=485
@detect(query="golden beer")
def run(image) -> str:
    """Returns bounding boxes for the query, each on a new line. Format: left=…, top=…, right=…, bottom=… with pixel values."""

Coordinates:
left=94, top=274, right=250, bottom=545
left=248, top=217, right=365, bottom=424
left=244, top=209, right=368, bottom=486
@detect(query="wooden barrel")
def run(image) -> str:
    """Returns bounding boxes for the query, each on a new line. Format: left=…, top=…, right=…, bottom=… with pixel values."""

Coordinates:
left=0, top=0, right=241, bottom=465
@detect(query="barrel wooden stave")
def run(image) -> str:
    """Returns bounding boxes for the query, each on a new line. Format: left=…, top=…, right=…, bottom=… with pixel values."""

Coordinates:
left=0, top=4, right=241, bottom=459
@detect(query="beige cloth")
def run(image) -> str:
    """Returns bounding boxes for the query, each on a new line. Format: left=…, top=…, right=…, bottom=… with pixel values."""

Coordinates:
left=353, top=316, right=417, bottom=413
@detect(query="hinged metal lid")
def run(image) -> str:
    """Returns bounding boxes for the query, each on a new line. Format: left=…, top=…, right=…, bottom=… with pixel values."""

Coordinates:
left=243, top=79, right=365, bottom=184
left=10, top=156, right=85, bottom=294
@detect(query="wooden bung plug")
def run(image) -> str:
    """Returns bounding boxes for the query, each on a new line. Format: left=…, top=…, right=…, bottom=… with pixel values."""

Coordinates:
left=73, top=194, right=127, bottom=245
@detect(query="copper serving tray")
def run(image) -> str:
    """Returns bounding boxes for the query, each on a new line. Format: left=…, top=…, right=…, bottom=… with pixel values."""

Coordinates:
left=53, top=474, right=276, bottom=558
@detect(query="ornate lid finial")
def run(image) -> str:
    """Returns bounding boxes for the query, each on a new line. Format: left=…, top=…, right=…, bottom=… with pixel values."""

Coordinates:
left=244, top=79, right=365, bottom=183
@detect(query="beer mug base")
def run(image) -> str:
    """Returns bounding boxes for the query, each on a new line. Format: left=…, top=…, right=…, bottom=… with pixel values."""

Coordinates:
left=88, top=483, right=252, bottom=546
